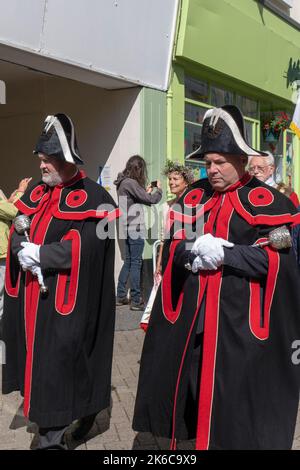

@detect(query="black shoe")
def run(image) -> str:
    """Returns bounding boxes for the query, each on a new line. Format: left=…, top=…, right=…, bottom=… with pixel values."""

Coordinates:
left=71, top=414, right=96, bottom=441
left=130, top=302, right=145, bottom=311
left=116, top=297, right=129, bottom=306
left=38, top=443, right=68, bottom=450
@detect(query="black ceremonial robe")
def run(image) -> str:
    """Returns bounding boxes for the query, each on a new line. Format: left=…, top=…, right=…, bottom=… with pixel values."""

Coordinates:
left=2, top=170, right=119, bottom=428
left=133, top=173, right=300, bottom=450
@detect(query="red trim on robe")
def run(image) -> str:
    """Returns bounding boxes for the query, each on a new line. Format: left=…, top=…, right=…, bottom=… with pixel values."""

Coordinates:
left=195, top=269, right=222, bottom=450
left=249, top=238, right=266, bottom=340
left=52, top=183, right=121, bottom=221
left=170, top=272, right=208, bottom=447
left=229, top=190, right=295, bottom=226
left=291, top=212, right=300, bottom=226
left=14, top=171, right=121, bottom=222
left=161, top=230, right=186, bottom=324
left=15, top=191, right=50, bottom=216
left=248, top=187, right=274, bottom=207
left=55, top=230, right=81, bottom=315
left=183, top=188, right=204, bottom=207
left=225, top=172, right=252, bottom=191
left=53, top=204, right=121, bottom=221
left=204, top=194, right=222, bottom=234
left=289, top=191, right=299, bottom=208
left=30, top=184, right=47, bottom=203
left=23, top=199, right=53, bottom=418
left=168, top=191, right=219, bottom=226
left=196, top=193, right=234, bottom=450
left=59, top=170, right=86, bottom=187
left=249, top=242, right=280, bottom=340
left=4, top=226, right=21, bottom=297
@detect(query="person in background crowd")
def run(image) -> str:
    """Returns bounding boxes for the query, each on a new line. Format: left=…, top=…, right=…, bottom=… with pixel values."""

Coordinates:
left=276, top=181, right=300, bottom=208
left=114, top=155, right=162, bottom=311
left=0, top=177, right=32, bottom=337
left=155, top=160, right=194, bottom=280
left=248, top=151, right=300, bottom=206
left=248, top=151, right=276, bottom=186
left=2, top=113, right=119, bottom=449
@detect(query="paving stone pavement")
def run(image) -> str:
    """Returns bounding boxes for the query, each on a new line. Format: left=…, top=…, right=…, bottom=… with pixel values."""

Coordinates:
left=0, top=305, right=300, bottom=450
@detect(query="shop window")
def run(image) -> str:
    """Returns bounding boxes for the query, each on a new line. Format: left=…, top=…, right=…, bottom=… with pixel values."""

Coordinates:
left=184, top=103, right=208, bottom=180
left=185, top=122, right=202, bottom=157
left=236, top=95, right=258, bottom=119
left=185, top=102, right=207, bottom=124
left=184, top=102, right=208, bottom=158
left=184, top=75, right=260, bottom=179
left=211, top=86, right=234, bottom=107
left=185, top=76, right=209, bottom=103
left=244, top=119, right=260, bottom=148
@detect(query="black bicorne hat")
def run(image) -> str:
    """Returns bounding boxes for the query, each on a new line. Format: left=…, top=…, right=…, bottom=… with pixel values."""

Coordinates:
left=33, top=113, right=84, bottom=165
left=187, top=105, right=268, bottom=159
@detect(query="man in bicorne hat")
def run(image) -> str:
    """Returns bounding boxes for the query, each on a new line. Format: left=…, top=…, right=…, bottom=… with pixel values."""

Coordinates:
left=2, top=113, right=119, bottom=449
left=133, top=105, right=300, bottom=450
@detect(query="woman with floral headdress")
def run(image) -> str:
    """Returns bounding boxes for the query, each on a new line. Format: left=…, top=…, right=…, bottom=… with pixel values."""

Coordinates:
left=154, top=160, right=194, bottom=279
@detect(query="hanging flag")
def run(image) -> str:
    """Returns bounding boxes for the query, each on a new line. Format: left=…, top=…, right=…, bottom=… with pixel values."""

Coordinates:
left=290, top=94, right=300, bottom=138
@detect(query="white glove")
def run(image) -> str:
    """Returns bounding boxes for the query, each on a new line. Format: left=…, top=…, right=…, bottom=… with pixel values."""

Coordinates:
left=30, top=265, right=44, bottom=285
left=191, top=233, right=234, bottom=271
left=191, top=255, right=216, bottom=273
left=17, top=242, right=41, bottom=270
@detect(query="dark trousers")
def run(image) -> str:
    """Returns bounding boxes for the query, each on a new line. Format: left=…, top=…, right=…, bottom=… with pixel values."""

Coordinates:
left=117, top=236, right=145, bottom=304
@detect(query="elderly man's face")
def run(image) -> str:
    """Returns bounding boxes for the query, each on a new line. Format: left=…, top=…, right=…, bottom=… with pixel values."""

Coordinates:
left=204, top=153, right=247, bottom=192
left=248, top=156, right=274, bottom=182
left=39, top=154, right=64, bottom=187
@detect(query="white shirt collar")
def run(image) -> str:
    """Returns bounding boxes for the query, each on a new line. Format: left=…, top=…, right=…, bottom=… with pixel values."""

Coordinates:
left=265, top=175, right=277, bottom=188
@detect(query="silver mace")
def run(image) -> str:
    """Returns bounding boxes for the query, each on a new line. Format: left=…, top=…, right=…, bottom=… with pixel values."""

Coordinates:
left=252, top=225, right=292, bottom=249
left=13, top=214, right=49, bottom=295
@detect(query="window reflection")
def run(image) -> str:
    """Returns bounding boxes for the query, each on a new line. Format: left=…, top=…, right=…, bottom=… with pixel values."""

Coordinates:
left=185, top=103, right=207, bottom=124
left=185, top=77, right=209, bottom=103
left=185, top=122, right=202, bottom=157
left=236, top=95, right=258, bottom=119
left=211, top=86, right=234, bottom=107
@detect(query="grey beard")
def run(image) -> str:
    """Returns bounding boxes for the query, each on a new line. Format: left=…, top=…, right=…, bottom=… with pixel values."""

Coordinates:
left=42, top=172, right=63, bottom=187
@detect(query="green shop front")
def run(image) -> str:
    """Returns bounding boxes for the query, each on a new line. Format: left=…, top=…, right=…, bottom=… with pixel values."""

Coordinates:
left=168, top=0, right=300, bottom=193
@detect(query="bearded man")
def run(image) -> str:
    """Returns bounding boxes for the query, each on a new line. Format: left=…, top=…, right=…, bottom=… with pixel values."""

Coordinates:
left=2, top=113, right=119, bottom=449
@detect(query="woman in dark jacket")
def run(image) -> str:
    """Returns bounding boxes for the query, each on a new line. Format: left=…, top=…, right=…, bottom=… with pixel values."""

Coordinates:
left=114, top=155, right=162, bottom=310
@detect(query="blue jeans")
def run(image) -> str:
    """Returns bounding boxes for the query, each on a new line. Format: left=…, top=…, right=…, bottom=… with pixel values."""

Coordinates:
left=117, top=237, right=145, bottom=304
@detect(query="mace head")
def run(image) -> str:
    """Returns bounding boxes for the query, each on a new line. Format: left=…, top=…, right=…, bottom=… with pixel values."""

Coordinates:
left=13, top=214, right=31, bottom=235
left=269, top=225, right=292, bottom=249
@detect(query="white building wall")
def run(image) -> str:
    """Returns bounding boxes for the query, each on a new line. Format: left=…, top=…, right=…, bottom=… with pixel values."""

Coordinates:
left=269, top=0, right=300, bottom=22
left=0, top=0, right=179, bottom=91
left=290, top=1, right=300, bottom=22
left=0, top=78, right=141, bottom=196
